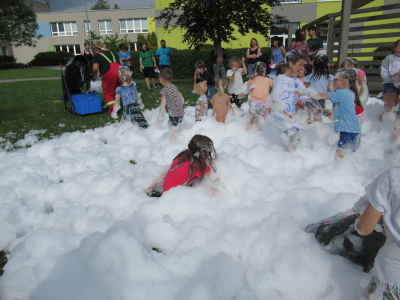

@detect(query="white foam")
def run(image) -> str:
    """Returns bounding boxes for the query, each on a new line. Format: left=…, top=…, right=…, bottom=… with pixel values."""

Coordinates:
left=0, top=99, right=398, bottom=300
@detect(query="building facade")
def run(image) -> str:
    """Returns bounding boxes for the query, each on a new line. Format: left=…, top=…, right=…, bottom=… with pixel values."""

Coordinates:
left=9, top=0, right=399, bottom=63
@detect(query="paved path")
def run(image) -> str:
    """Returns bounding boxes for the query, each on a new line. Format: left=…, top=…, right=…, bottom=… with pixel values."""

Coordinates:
left=0, top=77, right=59, bottom=83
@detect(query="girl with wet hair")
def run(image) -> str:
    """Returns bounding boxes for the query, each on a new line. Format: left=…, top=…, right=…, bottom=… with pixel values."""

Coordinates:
left=303, top=54, right=334, bottom=123
left=341, top=57, right=369, bottom=105
left=111, top=66, right=148, bottom=128
left=212, top=78, right=234, bottom=123
left=247, top=61, right=274, bottom=129
left=146, top=135, right=217, bottom=196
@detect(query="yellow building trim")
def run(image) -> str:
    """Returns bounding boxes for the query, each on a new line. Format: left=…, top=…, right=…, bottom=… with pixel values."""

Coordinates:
left=148, top=17, right=156, bottom=33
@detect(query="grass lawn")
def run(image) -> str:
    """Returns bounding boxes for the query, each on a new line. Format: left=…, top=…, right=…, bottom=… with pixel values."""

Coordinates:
left=0, top=68, right=62, bottom=80
left=0, top=76, right=240, bottom=150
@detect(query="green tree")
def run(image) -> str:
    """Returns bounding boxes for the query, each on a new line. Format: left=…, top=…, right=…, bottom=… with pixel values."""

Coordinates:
left=146, top=31, right=158, bottom=52
left=113, top=4, right=120, bottom=9
left=84, top=30, right=102, bottom=45
left=103, top=33, right=131, bottom=52
left=137, top=33, right=147, bottom=50
left=91, top=0, right=110, bottom=10
left=155, top=0, right=287, bottom=49
left=0, top=0, right=42, bottom=47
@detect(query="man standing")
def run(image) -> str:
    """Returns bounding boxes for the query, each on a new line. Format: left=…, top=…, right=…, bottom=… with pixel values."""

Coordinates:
left=307, top=26, right=324, bottom=63
left=156, top=40, right=173, bottom=86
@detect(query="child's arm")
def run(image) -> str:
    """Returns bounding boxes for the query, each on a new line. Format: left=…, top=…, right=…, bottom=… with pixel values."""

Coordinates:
left=157, top=95, right=167, bottom=125
left=111, top=94, right=121, bottom=119
left=197, top=102, right=205, bottom=121
left=136, top=91, right=144, bottom=109
left=304, top=83, right=310, bottom=88
left=355, top=203, right=383, bottom=236
left=192, top=71, right=197, bottom=93
left=328, top=82, right=334, bottom=92
left=242, top=57, right=247, bottom=75
left=180, top=92, right=184, bottom=105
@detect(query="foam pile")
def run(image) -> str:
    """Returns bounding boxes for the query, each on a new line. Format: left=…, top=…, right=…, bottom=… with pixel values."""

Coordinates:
left=0, top=98, right=399, bottom=300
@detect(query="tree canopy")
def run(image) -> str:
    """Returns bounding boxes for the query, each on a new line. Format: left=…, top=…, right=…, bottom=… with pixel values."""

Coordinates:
left=91, top=0, right=110, bottom=10
left=0, top=0, right=41, bottom=47
left=113, top=4, right=120, bottom=9
left=155, top=0, right=287, bottom=49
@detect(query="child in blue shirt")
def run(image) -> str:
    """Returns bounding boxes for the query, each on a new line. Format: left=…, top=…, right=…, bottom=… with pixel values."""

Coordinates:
left=111, top=66, right=148, bottom=129
left=299, top=68, right=361, bottom=158
left=195, top=81, right=208, bottom=121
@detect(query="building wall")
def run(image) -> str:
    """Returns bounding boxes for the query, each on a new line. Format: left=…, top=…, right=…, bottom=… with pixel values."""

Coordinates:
left=24, top=0, right=50, bottom=13
left=12, top=8, right=155, bottom=63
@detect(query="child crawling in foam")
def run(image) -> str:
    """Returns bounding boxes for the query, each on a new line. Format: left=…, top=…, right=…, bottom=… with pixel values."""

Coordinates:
left=111, top=66, right=148, bottom=128
left=270, top=50, right=309, bottom=152
left=145, top=134, right=217, bottom=197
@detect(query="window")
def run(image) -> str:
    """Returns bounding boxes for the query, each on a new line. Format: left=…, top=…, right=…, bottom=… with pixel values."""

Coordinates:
left=50, top=22, right=78, bottom=36
left=119, top=19, right=148, bottom=34
left=99, top=20, right=112, bottom=35
left=53, top=45, right=81, bottom=55
left=84, top=21, right=91, bottom=35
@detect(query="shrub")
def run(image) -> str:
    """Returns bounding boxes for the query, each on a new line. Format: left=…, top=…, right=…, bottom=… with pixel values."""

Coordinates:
left=373, top=46, right=393, bottom=62
left=129, top=47, right=271, bottom=80
left=30, top=51, right=75, bottom=66
left=0, top=55, right=17, bottom=69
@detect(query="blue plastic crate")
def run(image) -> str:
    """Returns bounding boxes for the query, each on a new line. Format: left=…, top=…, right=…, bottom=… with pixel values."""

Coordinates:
left=71, top=93, right=102, bottom=115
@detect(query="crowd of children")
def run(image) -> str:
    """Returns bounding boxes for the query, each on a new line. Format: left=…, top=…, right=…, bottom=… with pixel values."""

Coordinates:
left=106, top=40, right=400, bottom=300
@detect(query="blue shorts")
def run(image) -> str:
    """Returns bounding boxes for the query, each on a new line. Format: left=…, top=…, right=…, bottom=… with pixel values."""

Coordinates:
left=338, top=132, right=361, bottom=152
left=383, top=83, right=400, bottom=95
left=206, top=85, right=215, bottom=100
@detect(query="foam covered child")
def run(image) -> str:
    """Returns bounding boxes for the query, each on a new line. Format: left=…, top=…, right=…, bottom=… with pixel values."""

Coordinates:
left=111, top=66, right=148, bottom=129
left=211, top=78, right=234, bottom=123
left=354, top=167, right=400, bottom=300
left=227, top=56, right=247, bottom=108
left=298, top=68, right=361, bottom=159
left=157, top=68, right=185, bottom=140
left=247, top=61, right=274, bottom=130
left=270, top=51, right=308, bottom=152
left=145, top=134, right=217, bottom=197
left=195, top=81, right=208, bottom=121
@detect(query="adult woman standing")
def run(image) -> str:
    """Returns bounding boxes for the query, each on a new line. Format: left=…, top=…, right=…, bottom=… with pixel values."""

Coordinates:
left=246, top=38, right=261, bottom=76
left=118, top=43, right=130, bottom=67
left=270, top=36, right=286, bottom=77
left=139, top=43, right=157, bottom=89
left=81, top=42, right=93, bottom=72
left=288, top=29, right=309, bottom=63
left=91, top=39, right=121, bottom=115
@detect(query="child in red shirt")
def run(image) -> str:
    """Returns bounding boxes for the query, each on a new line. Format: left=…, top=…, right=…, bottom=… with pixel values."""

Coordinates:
left=146, top=135, right=217, bottom=196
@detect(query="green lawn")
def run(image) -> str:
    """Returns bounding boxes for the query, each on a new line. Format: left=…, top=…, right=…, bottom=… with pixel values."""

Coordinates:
left=0, top=77, right=226, bottom=149
left=0, top=68, right=62, bottom=80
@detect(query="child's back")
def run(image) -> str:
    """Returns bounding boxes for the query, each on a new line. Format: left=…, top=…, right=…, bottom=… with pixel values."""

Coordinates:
left=160, top=83, right=184, bottom=117
left=212, top=93, right=231, bottom=123
left=305, top=73, right=334, bottom=92
left=116, top=84, right=137, bottom=106
left=251, top=76, right=274, bottom=101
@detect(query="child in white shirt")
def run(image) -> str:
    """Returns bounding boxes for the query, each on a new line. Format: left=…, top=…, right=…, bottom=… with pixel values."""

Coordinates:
left=271, top=50, right=308, bottom=152
left=227, top=56, right=247, bottom=108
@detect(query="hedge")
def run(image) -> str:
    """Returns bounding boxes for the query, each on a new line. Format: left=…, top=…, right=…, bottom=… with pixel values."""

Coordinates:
left=0, top=55, right=17, bottom=70
left=129, top=47, right=272, bottom=80
left=30, top=51, right=75, bottom=66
